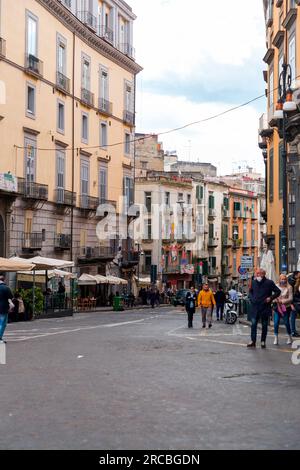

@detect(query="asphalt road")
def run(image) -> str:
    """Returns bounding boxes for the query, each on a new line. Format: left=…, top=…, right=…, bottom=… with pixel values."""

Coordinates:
left=0, top=307, right=299, bottom=450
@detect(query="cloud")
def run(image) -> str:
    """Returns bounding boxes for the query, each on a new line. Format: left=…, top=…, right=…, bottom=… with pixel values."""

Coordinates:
left=130, top=0, right=267, bottom=175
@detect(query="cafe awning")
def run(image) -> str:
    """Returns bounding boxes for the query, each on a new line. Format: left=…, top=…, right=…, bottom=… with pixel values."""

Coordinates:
left=0, top=257, right=35, bottom=272
left=26, top=256, right=74, bottom=270
left=106, top=275, right=128, bottom=285
left=17, top=270, right=76, bottom=283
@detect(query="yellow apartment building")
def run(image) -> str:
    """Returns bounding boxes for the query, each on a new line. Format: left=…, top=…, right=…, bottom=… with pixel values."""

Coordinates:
left=260, top=0, right=300, bottom=274
left=0, top=0, right=142, bottom=276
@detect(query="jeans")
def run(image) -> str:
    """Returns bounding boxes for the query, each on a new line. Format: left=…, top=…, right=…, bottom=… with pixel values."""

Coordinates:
left=187, top=311, right=194, bottom=328
left=216, top=304, right=224, bottom=320
left=251, top=314, right=269, bottom=344
left=273, top=311, right=291, bottom=336
left=201, top=307, right=212, bottom=325
left=290, top=310, right=298, bottom=335
left=0, top=314, right=8, bottom=340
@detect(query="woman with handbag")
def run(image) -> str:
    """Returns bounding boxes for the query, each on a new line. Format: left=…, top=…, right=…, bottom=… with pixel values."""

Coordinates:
left=291, top=274, right=300, bottom=338
left=273, top=274, right=293, bottom=346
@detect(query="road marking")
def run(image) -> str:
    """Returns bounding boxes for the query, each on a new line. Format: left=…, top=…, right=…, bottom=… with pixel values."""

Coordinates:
left=5, top=318, right=151, bottom=342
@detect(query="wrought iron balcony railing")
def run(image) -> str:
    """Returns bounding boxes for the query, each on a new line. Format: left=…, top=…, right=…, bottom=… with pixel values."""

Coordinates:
left=55, top=189, right=76, bottom=207
left=98, top=98, right=113, bottom=116
left=123, top=109, right=135, bottom=125
left=118, top=43, right=135, bottom=60
left=80, top=195, right=99, bottom=211
left=222, top=238, right=232, bottom=247
left=208, top=238, right=218, bottom=248
left=76, top=11, right=97, bottom=31
left=22, top=232, right=43, bottom=250
left=56, top=71, right=70, bottom=93
left=54, top=234, right=72, bottom=251
left=98, top=26, right=114, bottom=43
left=18, top=179, right=48, bottom=200
left=81, top=88, right=94, bottom=107
left=78, top=245, right=115, bottom=259
left=25, top=53, right=43, bottom=76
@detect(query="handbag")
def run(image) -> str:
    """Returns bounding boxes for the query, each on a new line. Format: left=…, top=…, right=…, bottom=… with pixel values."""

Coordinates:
left=277, top=303, right=287, bottom=317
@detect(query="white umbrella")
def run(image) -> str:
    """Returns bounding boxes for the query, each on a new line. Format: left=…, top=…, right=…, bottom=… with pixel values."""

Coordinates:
left=0, top=257, right=35, bottom=271
left=78, top=274, right=97, bottom=286
left=106, top=275, right=128, bottom=285
left=26, top=256, right=74, bottom=270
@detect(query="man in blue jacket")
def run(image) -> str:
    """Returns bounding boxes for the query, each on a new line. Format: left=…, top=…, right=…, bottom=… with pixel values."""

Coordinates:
left=248, top=268, right=281, bottom=349
left=0, top=274, right=13, bottom=343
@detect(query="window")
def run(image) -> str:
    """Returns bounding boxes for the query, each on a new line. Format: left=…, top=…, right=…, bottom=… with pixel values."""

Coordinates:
left=223, top=197, right=229, bottom=210
left=144, top=218, right=152, bottom=240
left=80, top=159, right=89, bottom=207
left=269, top=68, right=274, bottom=110
left=288, top=35, right=296, bottom=87
left=57, top=35, right=66, bottom=75
left=178, top=193, right=183, bottom=202
left=165, top=192, right=170, bottom=207
left=209, top=224, right=214, bottom=239
left=57, top=101, right=65, bottom=133
left=100, top=67, right=108, bottom=101
left=196, top=185, right=204, bottom=203
left=125, top=82, right=133, bottom=112
left=100, top=122, right=107, bottom=148
left=223, top=224, right=229, bottom=239
left=187, top=194, right=191, bottom=205
left=141, top=162, right=147, bottom=170
left=56, top=148, right=65, bottom=203
left=123, top=176, right=134, bottom=211
left=82, top=113, right=88, bottom=143
left=125, top=133, right=131, bottom=154
left=99, top=167, right=107, bottom=203
left=82, top=54, right=91, bottom=91
left=26, top=84, right=35, bottom=117
left=269, top=148, right=274, bottom=202
left=233, top=225, right=239, bottom=239
left=145, top=192, right=152, bottom=213
left=234, top=202, right=241, bottom=212
left=251, top=224, right=255, bottom=243
left=25, top=136, right=36, bottom=183
left=209, top=194, right=215, bottom=209
left=243, top=224, right=247, bottom=242
left=144, top=251, right=152, bottom=273
left=26, top=11, right=38, bottom=57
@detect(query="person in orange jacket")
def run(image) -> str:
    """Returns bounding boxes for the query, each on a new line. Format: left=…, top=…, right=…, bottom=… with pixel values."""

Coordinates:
left=197, top=284, right=216, bottom=329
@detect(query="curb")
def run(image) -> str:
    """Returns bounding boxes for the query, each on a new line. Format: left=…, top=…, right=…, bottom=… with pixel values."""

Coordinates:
left=76, top=304, right=172, bottom=314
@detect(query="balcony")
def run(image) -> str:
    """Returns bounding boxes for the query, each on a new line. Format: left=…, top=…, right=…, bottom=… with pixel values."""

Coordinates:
left=258, top=113, right=273, bottom=144
left=55, top=189, right=76, bottom=207
left=232, top=239, right=242, bottom=250
left=81, top=88, right=94, bottom=108
left=54, top=234, right=72, bottom=251
left=25, top=54, right=43, bottom=77
left=163, top=265, right=181, bottom=274
left=0, top=38, right=6, bottom=58
left=18, top=179, right=48, bottom=201
left=208, top=267, right=218, bottom=277
left=99, top=198, right=117, bottom=208
left=223, top=209, right=230, bottom=219
left=123, top=110, right=135, bottom=126
left=233, top=210, right=241, bottom=218
left=98, top=98, right=113, bottom=116
left=251, top=212, right=258, bottom=220
left=118, top=43, right=135, bottom=60
left=77, top=245, right=116, bottom=263
left=56, top=71, right=70, bottom=94
left=120, top=251, right=140, bottom=268
left=208, top=208, right=216, bottom=218
left=208, top=238, right=218, bottom=248
left=79, top=195, right=99, bottom=211
left=98, top=25, right=114, bottom=43
left=222, top=238, right=232, bottom=248
left=251, top=240, right=258, bottom=248
left=242, top=241, right=251, bottom=249
left=22, top=232, right=43, bottom=251
left=76, top=11, right=97, bottom=31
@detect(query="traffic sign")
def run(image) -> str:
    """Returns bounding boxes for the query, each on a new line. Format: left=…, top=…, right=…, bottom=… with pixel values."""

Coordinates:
left=238, top=266, right=247, bottom=275
left=241, top=256, right=253, bottom=269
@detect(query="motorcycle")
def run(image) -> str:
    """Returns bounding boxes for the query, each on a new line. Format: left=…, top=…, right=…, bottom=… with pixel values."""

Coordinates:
left=223, top=300, right=238, bottom=325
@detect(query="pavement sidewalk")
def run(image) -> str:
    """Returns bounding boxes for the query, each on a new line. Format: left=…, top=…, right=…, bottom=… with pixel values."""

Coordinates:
left=239, top=316, right=300, bottom=333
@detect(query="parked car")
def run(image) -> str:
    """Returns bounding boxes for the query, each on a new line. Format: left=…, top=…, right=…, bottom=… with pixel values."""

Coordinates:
left=172, top=289, right=191, bottom=306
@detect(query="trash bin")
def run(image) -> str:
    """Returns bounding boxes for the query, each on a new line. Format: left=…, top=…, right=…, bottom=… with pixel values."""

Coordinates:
left=113, top=296, right=124, bottom=312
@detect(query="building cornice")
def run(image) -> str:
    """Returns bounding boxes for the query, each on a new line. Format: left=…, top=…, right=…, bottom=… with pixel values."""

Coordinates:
left=263, top=48, right=275, bottom=65
left=36, top=0, right=143, bottom=75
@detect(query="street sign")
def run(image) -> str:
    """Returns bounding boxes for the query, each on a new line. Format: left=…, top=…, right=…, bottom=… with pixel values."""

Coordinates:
left=241, top=256, right=253, bottom=269
left=238, top=266, right=247, bottom=275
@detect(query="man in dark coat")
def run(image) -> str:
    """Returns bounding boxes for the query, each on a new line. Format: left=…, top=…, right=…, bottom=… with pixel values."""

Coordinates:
left=186, top=287, right=197, bottom=328
left=0, top=274, right=13, bottom=343
left=248, top=268, right=281, bottom=349
left=214, top=285, right=227, bottom=321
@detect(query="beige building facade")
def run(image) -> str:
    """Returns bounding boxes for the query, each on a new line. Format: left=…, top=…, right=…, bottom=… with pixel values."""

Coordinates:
left=0, top=0, right=142, bottom=275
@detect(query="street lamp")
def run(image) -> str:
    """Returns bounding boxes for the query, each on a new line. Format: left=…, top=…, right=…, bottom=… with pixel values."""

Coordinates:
left=273, top=63, right=298, bottom=273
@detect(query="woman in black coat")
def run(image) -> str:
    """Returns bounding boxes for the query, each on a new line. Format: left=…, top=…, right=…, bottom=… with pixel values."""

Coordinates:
left=186, top=287, right=197, bottom=329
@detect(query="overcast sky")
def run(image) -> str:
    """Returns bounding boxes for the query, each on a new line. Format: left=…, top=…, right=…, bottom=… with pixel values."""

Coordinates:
left=130, top=0, right=266, bottom=176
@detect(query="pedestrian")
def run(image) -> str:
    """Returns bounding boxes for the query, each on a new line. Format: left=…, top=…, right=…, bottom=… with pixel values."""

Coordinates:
left=0, top=274, right=13, bottom=343
left=291, top=273, right=300, bottom=338
left=185, top=287, right=197, bottom=328
left=197, top=284, right=216, bottom=329
left=214, top=285, right=226, bottom=321
left=273, top=274, right=293, bottom=346
left=247, top=268, right=281, bottom=349
left=150, top=289, right=156, bottom=309
left=11, top=292, right=25, bottom=323
left=228, top=285, right=238, bottom=303
left=155, top=289, right=160, bottom=307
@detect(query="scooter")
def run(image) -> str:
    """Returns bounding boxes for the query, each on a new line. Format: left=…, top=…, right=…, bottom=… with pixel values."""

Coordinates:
left=224, top=300, right=238, bottom=325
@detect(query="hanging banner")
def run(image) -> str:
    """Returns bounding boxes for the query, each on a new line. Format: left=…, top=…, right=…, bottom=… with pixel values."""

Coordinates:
left=0, top=172, right=17, bottom=192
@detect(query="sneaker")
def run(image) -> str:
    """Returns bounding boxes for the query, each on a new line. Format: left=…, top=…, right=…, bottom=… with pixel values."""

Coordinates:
left=202, top=324, right=206, bottom=329
left=261, top=342, right=266, bottom=349
left=247, top=342, right=256, bottom=348
left=287, top=336, right=292, bottom=345
left=274, top=336, right=279, bottom=346
left=292, top=332, right=300, bottom=338
left=0, top=340, right=6, bottom=344
left=209, top=324, right=212, bottom=329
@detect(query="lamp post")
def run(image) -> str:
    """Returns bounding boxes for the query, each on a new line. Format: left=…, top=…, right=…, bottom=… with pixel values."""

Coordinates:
left=135, top=241, right=144, bottom=288
left=273, top=63, right=297, bottom=274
